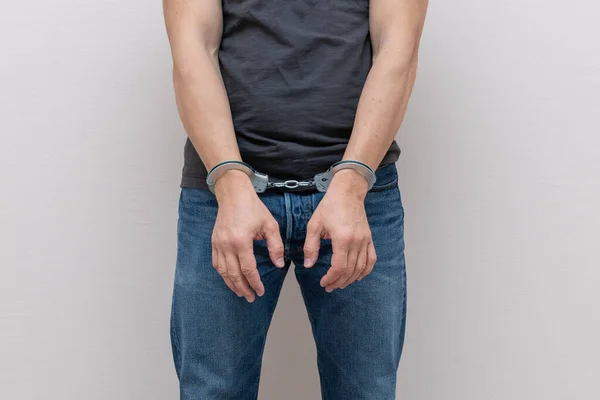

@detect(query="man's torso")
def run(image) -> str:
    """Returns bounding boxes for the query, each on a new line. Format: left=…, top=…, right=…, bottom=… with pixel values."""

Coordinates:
left=181, top=0, right=401, bottom=190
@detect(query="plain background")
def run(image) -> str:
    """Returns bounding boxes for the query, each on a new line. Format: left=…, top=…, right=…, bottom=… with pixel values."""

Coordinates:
left=1, top=1, right=599, bottom=399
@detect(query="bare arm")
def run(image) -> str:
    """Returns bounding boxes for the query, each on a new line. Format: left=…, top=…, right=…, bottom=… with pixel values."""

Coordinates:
left=163, top=0, right=241, bottom=170
left=343, top=0, right=428, bottom=172
left=163, top=0, right=285, bottom=302
left=303, top=0, right=428, bottom=292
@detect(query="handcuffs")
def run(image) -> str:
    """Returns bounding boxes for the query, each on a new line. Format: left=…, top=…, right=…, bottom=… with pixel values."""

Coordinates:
left=206, top=160, right=377, bottom=195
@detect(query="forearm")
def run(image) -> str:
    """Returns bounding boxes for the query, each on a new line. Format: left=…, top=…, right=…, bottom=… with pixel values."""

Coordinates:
left=342, top=0, right=428, bottom=173
left=343, top=53, right=419, bottom=170
left=173, top=57, right=255, bottom=197
left=164, top=0, right=242, bottom=174
left=173, top=51, right=241, bottom=174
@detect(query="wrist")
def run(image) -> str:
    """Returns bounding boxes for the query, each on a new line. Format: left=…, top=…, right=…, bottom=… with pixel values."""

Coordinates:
left=328, top=169, right=369, bottom=199
left=214, top=169, right=256, bottom=202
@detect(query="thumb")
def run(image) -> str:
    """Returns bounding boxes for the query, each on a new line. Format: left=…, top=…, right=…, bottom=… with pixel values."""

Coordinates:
left=263, top=219, right=285, bottom=268
left=303, top=219, right=322, bottom=268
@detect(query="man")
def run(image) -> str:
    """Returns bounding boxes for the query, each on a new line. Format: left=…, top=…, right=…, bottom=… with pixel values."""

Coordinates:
left=163, top=0, right=427, bottom=398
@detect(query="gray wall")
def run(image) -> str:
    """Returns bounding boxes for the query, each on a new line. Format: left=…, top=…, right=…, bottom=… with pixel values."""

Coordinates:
left=1, top=1, right=599, bottom=399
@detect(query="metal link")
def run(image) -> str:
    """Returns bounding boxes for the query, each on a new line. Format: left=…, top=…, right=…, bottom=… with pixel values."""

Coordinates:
left=267, top=179, right=315, bottom=189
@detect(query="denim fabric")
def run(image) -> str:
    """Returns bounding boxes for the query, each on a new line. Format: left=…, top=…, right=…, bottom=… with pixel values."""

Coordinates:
left=171, top=162, right=406, bottom=400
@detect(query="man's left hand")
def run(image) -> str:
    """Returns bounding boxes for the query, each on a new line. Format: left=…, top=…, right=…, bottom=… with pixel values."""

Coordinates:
left=303, top=169, right=377, bottom=292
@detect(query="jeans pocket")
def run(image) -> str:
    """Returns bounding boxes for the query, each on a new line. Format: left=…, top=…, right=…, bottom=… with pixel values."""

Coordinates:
left=369, top=163, right=399, bottom=192
left=369, top=178, right=399, bottom=192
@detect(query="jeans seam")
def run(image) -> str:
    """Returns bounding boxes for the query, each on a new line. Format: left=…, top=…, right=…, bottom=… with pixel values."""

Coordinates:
left=283, top=192, right=293, bottom=257
left=170, top=296, right=182, bottom=376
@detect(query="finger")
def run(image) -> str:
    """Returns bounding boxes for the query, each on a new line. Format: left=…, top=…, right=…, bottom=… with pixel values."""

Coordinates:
left=303, top=218, right=322, bottom=268
left=212, top=242, right=217, bottom=269
left=359, top=241, right=377, bottom=280
left=223, top=275, right=240, bottom=296
left=342, top=243, right=362, bottom=288
left=326, top=256, right=356, bottom=292
left=345, top=245, right=368, bottom=287
left=225, top=251, right=255, bottom=302
left=238, top=246, right=265, bottom=297
left=263, top=219, right=285, bottom=268
left=329, top=242, right=360, bottom=291
left=213, top=243, right=240, bottom=296
left=218, top=247, right=242, bottom=296
left=320, top=240, right=349, bottom=289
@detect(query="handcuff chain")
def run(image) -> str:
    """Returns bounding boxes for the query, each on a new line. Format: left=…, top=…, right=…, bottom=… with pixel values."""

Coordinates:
left=206, top=160, right=376, bottom=194
left=267, top=179, right=315, bottom=189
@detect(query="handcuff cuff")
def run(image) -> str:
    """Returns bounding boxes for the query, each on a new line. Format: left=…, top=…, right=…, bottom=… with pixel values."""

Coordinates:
left=206, top=160, right=377, bottom=195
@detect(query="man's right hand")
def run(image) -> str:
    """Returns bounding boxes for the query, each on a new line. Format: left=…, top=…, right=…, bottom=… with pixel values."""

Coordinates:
left=211, top=169, right=285, bottom=302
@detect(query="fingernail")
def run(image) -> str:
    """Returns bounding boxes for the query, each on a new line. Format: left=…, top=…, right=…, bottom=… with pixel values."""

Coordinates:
left=304, top=258, right=312, bottom=267
left=277, top=258, right=285, bottom=267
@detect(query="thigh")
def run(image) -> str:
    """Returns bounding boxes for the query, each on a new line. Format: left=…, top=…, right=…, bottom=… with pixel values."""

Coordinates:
left=171, top=187, right=289, bottom=400
left=294, top=183, right=407, bottom=400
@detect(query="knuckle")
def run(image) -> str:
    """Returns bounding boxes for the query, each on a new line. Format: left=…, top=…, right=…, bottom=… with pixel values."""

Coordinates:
left=217, top=234, right=233, bottom=247
left=265, top=220, right=279, bottom=233
left=369, top=253, right=377, bottom=264
left=332, top=266, right=348, bottom=277
left=230, top=234, right=246, bottom=247
left=220, top=232, right=248, bottom=248
left=334, top=262, right=348, bottom=271
left=240, top=265, right=255, bottom=276
left=303, top=244, right=317, bottom=253
left=269, top=242, right=284, bottom=252
left=338, top=235, right=352, bottom=246
left=329, top=265, right=342, bottom=274
left=338, top=232, right=356, bottom=245
left=307, top=220, right=320, bottom=233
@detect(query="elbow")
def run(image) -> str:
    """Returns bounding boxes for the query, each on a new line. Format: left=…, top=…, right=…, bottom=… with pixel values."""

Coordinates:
left=171, top=45, right=219, bottom=81
left=373, top=46, right=419, bottom=78
left=372, top=29, right=422, bottom=76
left=172, top=62, right=196, bottom=86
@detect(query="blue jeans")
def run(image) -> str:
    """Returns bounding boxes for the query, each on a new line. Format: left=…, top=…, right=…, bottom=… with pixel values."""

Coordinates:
left=171, top=162, right=406, bottom=399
